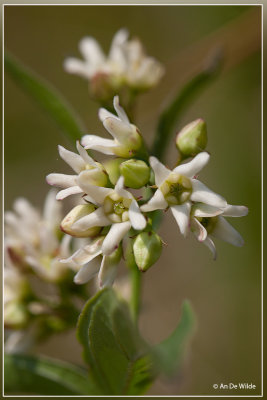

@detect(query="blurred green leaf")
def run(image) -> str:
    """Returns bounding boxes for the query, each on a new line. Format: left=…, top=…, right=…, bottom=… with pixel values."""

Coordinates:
left=77, top=288, right=155, bottom=395
left=152, top=49, right=223, bottom=161
left=4, top=353, right=100, bottom=395
left=153, top=300, right=196, bottom=376
left=5, top=51, right=85, bottom=144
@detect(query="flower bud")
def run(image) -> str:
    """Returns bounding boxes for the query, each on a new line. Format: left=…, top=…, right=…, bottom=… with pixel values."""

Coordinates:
left=176, top=119, right=207, bottom=157
left=119, top=159, right=150, bottom=189
left=103, top=158, right=125, bottom=185
left=84, top=162, right=108, bottom=187
left=133, top=231, right=162, bottom=271
left=61, top=204, right=101, bottom=238
left=4, top=301, right=29, bottom=329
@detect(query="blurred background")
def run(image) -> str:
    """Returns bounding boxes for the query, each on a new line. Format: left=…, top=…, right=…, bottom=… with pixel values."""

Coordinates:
left=4, top=5, right=261, bottom=395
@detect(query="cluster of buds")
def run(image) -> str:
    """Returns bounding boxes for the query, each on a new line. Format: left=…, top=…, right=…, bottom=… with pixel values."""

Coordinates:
left=63, top=29, right=164, bottom=105
left=46, top=96, right=248, bottom=288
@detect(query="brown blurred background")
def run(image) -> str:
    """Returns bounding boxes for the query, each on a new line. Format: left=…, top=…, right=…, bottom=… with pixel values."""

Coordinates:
left=4, top=5, right=261, bottom=395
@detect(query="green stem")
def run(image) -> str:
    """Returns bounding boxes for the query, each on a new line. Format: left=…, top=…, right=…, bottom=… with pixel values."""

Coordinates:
left=130, top=263, right=142, bottom=325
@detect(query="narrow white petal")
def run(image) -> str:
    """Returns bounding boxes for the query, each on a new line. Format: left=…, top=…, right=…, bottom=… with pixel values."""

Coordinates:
left=149, top=156, right=170, bottom=186
left=129, top=200, right=146, bottom=230
left=72, top=207, right=110, bottom=231
left=63, top=58, right=92, bottom=79
left=98, top=256, right=118, bottom=288
left=191, top=180, right=227, bottom=208
left=174, top=152, right=210, bottom=178
left=211, top=216, right=244, bottom=247
left=77, top=171, right=112, bottom=204
left=43, top=189, right=62, bottom=225
left=13, top=198, right=40, bottom=222
left=76, top=141, right=96, bottom=166
left=56, top=186, right=83, bottom=200
left=58, top=145, right=85, bottom=173
left=81, top=134, right=117, bottom=155
left=103, top=117, right=133, bottom=144
left=114, top=176, right=132, bottom=199
left=98, top=108, right=118, bottom=122
left=203, top=236, right=217, bottom=260
left=79, top=37, right=105, bottom=65
left=74, top=259, right=100, bottom=285
left=170, top=202, right=191, bottom=237
left=46, top=173, right=77, bottom=189
left=59, top=235, right=72, bottom=258
left=109, top=28, right=128, bottom=57
left=113, top=96, right=129, bottom=124
left=222, top=205, right=249, bottom=217
left=102, top=221, right=131, bottom=255
left=192, top=203, right=223, bottom=218
left=191, top=217, right=208, bottom=242
left=140, top=189, right=168, bottom=212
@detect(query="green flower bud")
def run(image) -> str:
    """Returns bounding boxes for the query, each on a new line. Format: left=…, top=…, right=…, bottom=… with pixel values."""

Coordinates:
left=176, top=119, right=207, bottom=157
left=84, top=161, right=108, bottom=187
left=120, top=159, right=150, bottom=189
left=133, top=231, right=162, bottom=271
left=103, top=158, right=125, bottom=185
left=61, top=204, right=101, bottom=238
left=107, top=243, right=123, bottom=265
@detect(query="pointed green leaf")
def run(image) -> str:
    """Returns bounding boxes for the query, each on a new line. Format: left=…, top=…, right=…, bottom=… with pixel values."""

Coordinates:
left=153, top=300, right=196, bottom=376
left=5, top=51, right=85, bottom=144
left=4, top=353, right=101, bottom=395
left=77, top=288, right=155, bottom=395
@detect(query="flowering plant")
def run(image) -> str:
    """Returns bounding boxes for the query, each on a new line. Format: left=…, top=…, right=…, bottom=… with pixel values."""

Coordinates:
left=4, top=27, right=249, bottom=396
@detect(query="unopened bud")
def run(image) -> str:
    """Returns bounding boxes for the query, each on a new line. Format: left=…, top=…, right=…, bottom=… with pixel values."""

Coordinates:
left=120, top=159, right=150, bottom=189
left=103, top=158, right=124, bottom=185
left=61, top=204, right=101, bottom=238
left=83, top=162, right=108, bottom=187
left=176, top=119, right=207, bottom=157
left=133, top=231, right=162, bottom=271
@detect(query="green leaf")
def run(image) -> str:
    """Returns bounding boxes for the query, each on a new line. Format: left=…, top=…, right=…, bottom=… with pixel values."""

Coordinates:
left=4, top=353, right=100, bottom=395
left=77, top=288, right=155, bottom=395
left=152, top=49, right=223, bottom=161
left=5, top=51, right=85, bottom=144
left=153, top=300, right=196, bottom=376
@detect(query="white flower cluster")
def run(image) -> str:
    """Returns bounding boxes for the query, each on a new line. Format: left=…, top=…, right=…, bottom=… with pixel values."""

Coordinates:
left=47, top=96, right=248, bottom=287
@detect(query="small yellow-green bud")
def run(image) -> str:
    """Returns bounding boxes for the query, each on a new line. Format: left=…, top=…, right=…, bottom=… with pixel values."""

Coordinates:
left=4, top=301, right=29, bottom=329
left=133, top=231, right=162, bottom=271
left=103, top=158, right=124, bottom=185
left=84, top=162, right=108, bottom=187
left=120, top=159, right=150, bottom=189
left=61, top=204, right=101, bottom=238
left=176, top=119, right=207, bottom=157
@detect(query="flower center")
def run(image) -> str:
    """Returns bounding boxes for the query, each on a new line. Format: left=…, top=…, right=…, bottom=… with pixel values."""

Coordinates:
left=196, top=216, right=218, bottom=234
left=160, top=173, right=192, bottom=206
left=103, top=192, right=131, bottom=223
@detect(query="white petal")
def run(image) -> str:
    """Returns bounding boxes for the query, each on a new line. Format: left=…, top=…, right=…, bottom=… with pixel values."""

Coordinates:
left=56, top=186, right=83, bottom=200
left=81, top=134, right=117, bottom=155
left=76, top=142, right=97, bottom=166
left=211, top=216, right=244, bottom=247
left=114, top=176, right=132, bottom=199
left=170, top=202, right=191, bottom=237
left=58, top=145, right=85, bottom=173
left=59, top=235, right=72, bottom=258
left=222, top=205, right=249, bottom=217
left=103, top=117, right=133, bottom=144
left=72, top=207, right=110, bottom=231
left=113, top=96, right=129, bottom=124
left=191, top=180, right=227, bottom=208
left=77, top=171, right=112, bottom=204
left=13, top=198, right=40, bottom=222
left=149, top=156, right=170, bottom=186
left=191, top=217, right=208, bottom=242
left=192, top=203, right=223, bottom=218
left=79, top=37, right=105, bottom=65
left=98, top=256, right=118, bottom=288
left=109, top=28, right=129, bottom=61
left=46, top=173, right=77, bottom=189
left=102, top=221, right=131, bottom=255
left=203, top=236, right=217, bottom=260
left=63, top=58, right=92, bottom=79
left=140, top=189, right=168, bottom=212
left=174, top=152, right=210, bottom=178
left=43, top=189, right=62, bottom=225
left=129, top=200, right=146, bottom=230
left=98, top=107, right=118, bottom=122
left=74, top=259, right=100, bottom=285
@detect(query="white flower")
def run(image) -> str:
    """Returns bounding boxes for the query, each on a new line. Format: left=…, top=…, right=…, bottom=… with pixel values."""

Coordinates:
left=61, top=236, right=120, bottom=287
left=141, top=153, right=227, bottom=237
left=5, top=190, right=73, bottom=282
left=81, top=96, right=145, bottom=158
left=190, top=203, right=248, bottom=259
left=70, top=176, right=146, bottom=255
left=63, top=28, right=164, bottom=92
left=46, top=141, right=107, bottom=200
